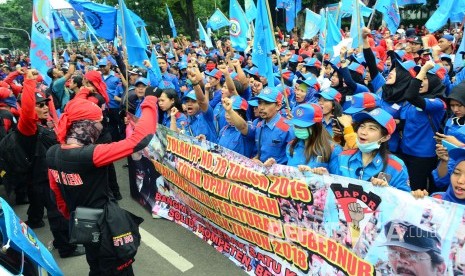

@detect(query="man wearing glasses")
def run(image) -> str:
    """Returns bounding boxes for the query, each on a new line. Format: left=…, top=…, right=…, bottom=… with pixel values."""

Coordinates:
left=382, top=219, right=446, bottom=276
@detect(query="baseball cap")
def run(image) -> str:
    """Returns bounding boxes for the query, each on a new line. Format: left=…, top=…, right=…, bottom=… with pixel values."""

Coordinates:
left=128, top=68, right=142, bottom=76
left=289, top=54, right=302, bottom=63
left=205, top=68, right=223, bottom=80
left=178, top=61, right=188, bottom=70
left=289, top=104, right=323, bottom=128
left=296, top=74, right=319, bottom=90
left=352, top=108, right=396, bottom=135
left=441, top=34, right=454, bottom=42
left=135, top=77, right=149, bottom=86
left=397, top=60, right=419, bottom=77
left=304, top=58, right=322, bottom=69
left=440, top=53, right=452, bottom=62
left=449, top=147, right=465, bottom=161
left=35, top=92, right=50, bottom=104
left=407, top=35, right=422, bottom=44
left=344, top=92, right=380, bottom=114
left=97, top=58, right=108, bottom=67
left=182, top=90, right=197, bottom=102
left=348, top=62, right=366, bottom=76
left=316, top=88, right=342, bottom=103
left=244, top=67, right=260, bottom=80
left=250, top=86, right=283, bottom=105
left=231, top=95, right=248, bottom=111
left=282, top=42, right=289, bottom=47
left=394, top=50, right=406, bottom=61
left=382, top=220, right=441, bottom=254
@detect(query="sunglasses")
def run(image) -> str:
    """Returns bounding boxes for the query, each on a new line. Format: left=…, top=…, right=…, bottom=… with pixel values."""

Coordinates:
left=36, top=102, right=47, bottom=108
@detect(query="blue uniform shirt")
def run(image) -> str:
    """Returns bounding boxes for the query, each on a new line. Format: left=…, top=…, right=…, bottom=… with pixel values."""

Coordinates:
left=286, top=140, right=342, bottom=174
left=103, top=73, right=123, bottom=109
left=162, top=111, right=188, bottom=130
left=336, top=149, right=411, bottom=192
left=213, top=102, right=227, bottom=135
left=251, top=114, right=294, bottom=164
left=186, top=105, right=218, bottom=142
left=322, top=118, right=334, bottom=137
left=378, top=99, right=403, bottom=153
left=162, top=72, right=180, bottom=94
left=218, top=123, right=256, bottom=158
left=445, top=118, right=465, bottom=144
left=400, top=98, right=446, bottom=157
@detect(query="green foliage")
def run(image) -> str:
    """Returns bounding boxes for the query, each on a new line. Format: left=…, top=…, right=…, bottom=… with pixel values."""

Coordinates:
left=0, top=0, right=33, bottom=50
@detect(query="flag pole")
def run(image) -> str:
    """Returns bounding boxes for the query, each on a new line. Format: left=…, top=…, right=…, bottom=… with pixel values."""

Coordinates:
left=74, top=11, right=108, bottom=53
left=367, top=0, right=378, bottom=28
left=264, top=0, right=291, bottom=116
left=51, top=24, right=58, bottom=66
left=322, top=8, right=329, bottom=56
left=118, top=0, right=130, bottom=113
left=356, top=0, right=362, bottom=51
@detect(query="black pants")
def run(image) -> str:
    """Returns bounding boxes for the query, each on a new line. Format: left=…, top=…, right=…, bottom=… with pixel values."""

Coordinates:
left=107, top=108, right=125, bottom=142
left=28, top=180, right=76, bottom=256
left=400, top=153, right=440, bottom=194
left=84, top=243, right=134, bottom=276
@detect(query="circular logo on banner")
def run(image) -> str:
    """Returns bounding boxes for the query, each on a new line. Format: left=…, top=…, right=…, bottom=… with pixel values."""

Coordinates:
left=296, top=108, right=304, bottom=118
left=229, top=19, right=241, bottom=37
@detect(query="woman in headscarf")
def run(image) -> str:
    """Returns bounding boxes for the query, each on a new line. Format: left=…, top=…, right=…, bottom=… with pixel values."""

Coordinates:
left=400, top=60, right=447, bottom=194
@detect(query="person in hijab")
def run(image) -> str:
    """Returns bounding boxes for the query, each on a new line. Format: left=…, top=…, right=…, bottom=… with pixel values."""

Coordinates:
left=400, top=61, right=447, bottom=194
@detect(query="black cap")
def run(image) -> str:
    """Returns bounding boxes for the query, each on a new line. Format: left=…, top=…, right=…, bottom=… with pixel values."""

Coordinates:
left=35, top=92, right=50, bottom=104
left=144, top=86, right=161, bottom=97
left=408, top=36, right=422, bottom=44
left=382, top=220, right=441, bottom=254
left=128, top=68, right=142, bottom=76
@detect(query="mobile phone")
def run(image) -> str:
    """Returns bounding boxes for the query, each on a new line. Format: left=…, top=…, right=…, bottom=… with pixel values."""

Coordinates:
left=442, top=140, right=459, bottom=151
left=377, top=172, right=392, bottom=183
left=332, top=117, right=343, bottom=131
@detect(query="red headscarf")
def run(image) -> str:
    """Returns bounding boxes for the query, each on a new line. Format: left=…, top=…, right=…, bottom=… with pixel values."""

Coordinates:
left=56, top=98, right=103, bottom=143
left=84, top=71, right=109, bottom=104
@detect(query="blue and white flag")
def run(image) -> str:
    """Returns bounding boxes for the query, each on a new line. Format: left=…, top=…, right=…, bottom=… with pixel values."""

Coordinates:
left=198, top=18, right=213, bottom=49
left=207, top=9, right=230, bottom=30
left=350, top=0, right=365, bottom=49
left=375, top=0, right=400, bottom=34
left=326, top=3, right=341, bottom=28
left=166, top=4, right=177, bottom=38
left=30, top=0, right=53, bottom=84
left=303, top=9, right=322, bottom=39
left=340, top=0, right=373, bottom=18
left=285, top=0, right=296, bottom=32
left=245, top=0, right=258, bottom=23
left=253, top=0, right=276, bottom=87
left=323, top=14, right=342, bottom=55
left=52, top=11, right=79, bottom=43
left=119, top=0, right=148, bottom=66
left=69, top=0, right=116, bottom=41
left=230, top=0, right=249, bottom=51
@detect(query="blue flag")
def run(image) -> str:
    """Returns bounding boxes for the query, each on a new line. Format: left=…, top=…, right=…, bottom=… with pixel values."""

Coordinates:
left=166, top=4, right=177, bottom=38
left=323, top=14, right=342, bottom=55
left=340, top=0, right=373, bottom=18
left=0, top=198, right=63, bottom=275
left=276, top=0, right=289, bottom=9
left=117, top=8, right=146, bottom=33
left=397, top=0, right=425, bottom=6
left=198, top=18, right=213, bottom=49
left=150, top=47, right=162, bottom=83
left=119, top=0, right=148, bottom=66
left=69, top=0, right=116, bottom=41
left=253, top=0, right=276, bottom=87
left=455, top=32, right=465, bottom=69
left=425, top=0, right=464, bottom=32
left=30, top=0, right=53, bottom=84
left=52, top=11, right=78, bottom=43
left=326, top=3, right=341, bottom=28
left=303, top=8, right=322, bottom=39
left=245, top=0, right=258, bottom=23
left=230, top=0, right=249, bottom=51
left=141, top=27, right=151, bottom=46
left=375, top=0, right=400, bottom=34
left=350, top=0, right=365, bottom=49
left=318, top=8, right=326, bottom=53
left=285, top=0, right=297, bottom=32
left=207, top=9, right=230, bottom=30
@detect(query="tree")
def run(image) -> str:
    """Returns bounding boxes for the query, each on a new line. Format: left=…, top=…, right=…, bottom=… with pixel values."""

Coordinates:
left=0, top=0, right=33, bottom=50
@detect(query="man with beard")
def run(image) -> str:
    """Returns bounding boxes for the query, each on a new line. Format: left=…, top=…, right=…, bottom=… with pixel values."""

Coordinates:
left=382, top=220, right=445, bottom=276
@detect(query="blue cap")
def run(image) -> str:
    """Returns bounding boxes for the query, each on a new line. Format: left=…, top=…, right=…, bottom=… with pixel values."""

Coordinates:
left=83, top=58, right=91, bottom=63
left=316, top=88, right=342, bottom=103
left=178, top=61, right=188, bottom=70
left=231, top=95, right=248, bottom=111
left=289, top=54, right=301, bottom=63
left=98, top=58, right=108, bottom=66
left=250, top=86, right=283, bottom=104
left=290, top=104, right=323, bottom=128
left=352, top=53, right=366, bottom=65
left=296, top=74, right=318, bottom=88
left=352, top=108, right=396, bottom=135
left=182, top=90, right=197, bottom=102
left=344, top=92, right=380, bottom=114
left=244, top=67, right=260, bottom=79
left=135, top=77, right=149, bottom=86
left=440, top=53, right=452, bottom=62
left=205, top=68, right=223, bottom=79
left=449, top=147, right=465, bottom=161
left=442, top=34, right=454, bottom=42
left=167, top=53, right=175, bottom=59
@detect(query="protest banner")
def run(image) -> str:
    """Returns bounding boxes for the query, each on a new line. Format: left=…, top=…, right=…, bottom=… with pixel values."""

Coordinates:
left=129, top=125, right=465, bottom=275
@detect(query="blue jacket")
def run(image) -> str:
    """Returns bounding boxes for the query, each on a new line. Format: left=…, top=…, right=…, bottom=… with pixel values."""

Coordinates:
left=103, top=73, right=123, bottom=109
left=286, top=140, right=342, bottom=174
left=445, top=118, right=465, bottom=144
left=336, top=149, right=411, bottom=192
left=218, top=123, right=255, bottom=158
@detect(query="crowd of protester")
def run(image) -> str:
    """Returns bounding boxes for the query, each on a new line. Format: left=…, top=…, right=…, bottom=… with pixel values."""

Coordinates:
left=0, top=22, right=465, bottom=273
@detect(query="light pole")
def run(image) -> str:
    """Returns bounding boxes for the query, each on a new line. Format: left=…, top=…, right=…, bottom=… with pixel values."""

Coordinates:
left=0, top=26, right=31, bottom=41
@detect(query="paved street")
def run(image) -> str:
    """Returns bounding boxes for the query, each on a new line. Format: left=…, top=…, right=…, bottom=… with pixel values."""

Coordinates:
left=8, top=159, right=246, bottom=276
